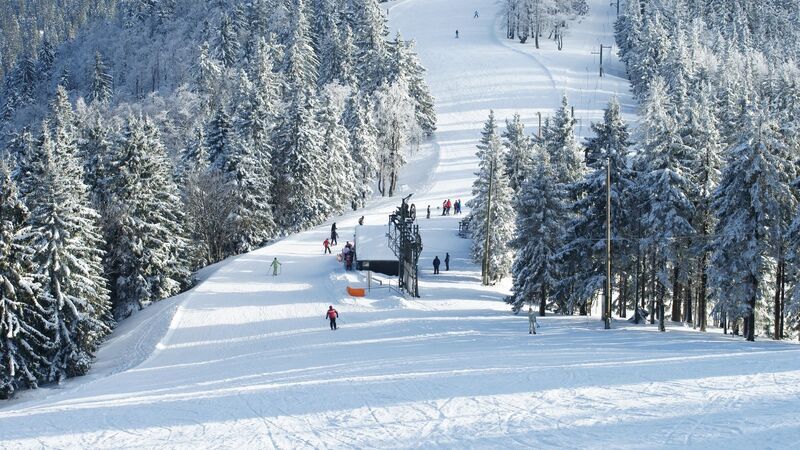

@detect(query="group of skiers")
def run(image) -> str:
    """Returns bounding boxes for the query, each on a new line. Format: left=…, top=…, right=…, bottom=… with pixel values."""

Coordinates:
left=432, top=253, right=450, bottom=274
left=341, top=242, right=355, bottom=270
left=441, top=199, right=461, bottom=215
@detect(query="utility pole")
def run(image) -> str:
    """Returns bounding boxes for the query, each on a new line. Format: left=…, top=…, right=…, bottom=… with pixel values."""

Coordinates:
left=605, top=157, right=612, bottom=329
left=537, top=112, right=542, bottom=139
left=482, top=159, right=494, bottom=285
left=591, top=44, right=613, bottom=77
left=610, top=0, right=620, bottom=16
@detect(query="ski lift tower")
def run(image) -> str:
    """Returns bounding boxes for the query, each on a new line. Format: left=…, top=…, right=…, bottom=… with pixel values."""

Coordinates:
left=388, top=194, right=423, bottom=298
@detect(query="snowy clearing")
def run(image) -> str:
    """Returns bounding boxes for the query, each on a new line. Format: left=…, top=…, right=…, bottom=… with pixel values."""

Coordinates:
left=2, top=0, right=800, bottom=448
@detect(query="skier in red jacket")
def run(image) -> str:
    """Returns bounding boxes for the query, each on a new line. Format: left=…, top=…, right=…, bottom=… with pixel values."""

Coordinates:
left=326, top=306, right=339, bottom=330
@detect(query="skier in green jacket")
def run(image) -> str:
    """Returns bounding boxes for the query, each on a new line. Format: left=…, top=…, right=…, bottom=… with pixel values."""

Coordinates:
left=270, top=257, right=281, bottom=276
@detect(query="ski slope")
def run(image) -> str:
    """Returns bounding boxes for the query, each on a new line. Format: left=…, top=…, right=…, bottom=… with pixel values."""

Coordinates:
left=3, top=0, right=800, bottom=448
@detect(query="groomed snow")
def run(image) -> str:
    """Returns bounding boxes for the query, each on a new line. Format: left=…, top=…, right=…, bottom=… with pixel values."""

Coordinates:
left=2, top=0, right=800, bottom=448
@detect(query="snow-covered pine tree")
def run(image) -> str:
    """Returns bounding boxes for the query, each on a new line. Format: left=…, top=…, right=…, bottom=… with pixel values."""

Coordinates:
left=637, top=77, right=695, bottom=332
left=344, top=93, right=378, bottom=209
left=710, top=101, right=797, bottom=342
left=467, top=111, right=515, bottom=283
left=36, top=38, right=55, bottom=76
left=348, top=0, right=389, bottom=94
left=318, top=83, right=356, bottom=213
left=508, top=148, right=562, bottom=315
left=388, top=34, right=437, bottom=136
left=0, top=162, right=48, bottom=399
left=216, top=70, right=276, bottom=251
left=283, top=0, right=319, bottom=98
left=502, top=113, right=533, bottom=193
left=79, top=112, right=115, bottom=209
left=90, top=51, right=113, bottom=105
left=104, top=115, right=190, bottom=318
left=215, top=13, right=240, bottom=68
left=545, top=95, right=584, bottom=313
left=273, top=92, right=330, bottom=232
left=545, top=95, right=583, bottom=187
left=27, top=121, right=111, bottom=382
left=685, top=80, right=722, bottom=331
left=194, top=41, right=221, bottom=103
left=558, top=98, right=633, bottom=313
left=314, top=0, right=353, bottom=87
left=206, top=106, right=235, bottom=170
left=630, top=6, right=669, bottom=99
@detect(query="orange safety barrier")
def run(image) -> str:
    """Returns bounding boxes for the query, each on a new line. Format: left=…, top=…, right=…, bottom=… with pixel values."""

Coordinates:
left=347, top=286, right=366, bottom=297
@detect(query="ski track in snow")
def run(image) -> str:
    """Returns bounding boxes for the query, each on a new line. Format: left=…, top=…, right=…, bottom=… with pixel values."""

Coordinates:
left=3, top=0, right=800, bottom=448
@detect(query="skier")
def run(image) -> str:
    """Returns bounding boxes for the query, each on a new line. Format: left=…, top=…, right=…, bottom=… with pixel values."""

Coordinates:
left=331, top=223, right=338, bottom=245
left=455, top=199, right=461, bottom=214
left=270, top=257, right=281, bottom=276
left=433, top=256, right=441, bottom=274
left=323, top=238, right=332, bottom=254
left=358, top=216, right=364, bottom=226
left=442, top=200, right=447, bottom=216
left=446, top=199, right=452, bottom=215
left=474, top=10, right=479, bottom=18
left=455, top=29, right=459, bottom=38
left=445, top=252, right=450, bottom=271
left=326, top=305, right=339, bottom=330
left=426, top=205, right=431, bottom=219
left=528, top=306, right=538, bottom=334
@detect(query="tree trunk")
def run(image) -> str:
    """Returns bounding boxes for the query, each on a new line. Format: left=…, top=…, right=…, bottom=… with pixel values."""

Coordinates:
left=619, top=274, right=627, bottom=318
left=722, top=311, right=727, bottom=334
left=649, top=250, right=656, bottom=324
left=774, top=260, right=782, bottom=340
left=658, top=282, right=666, bottom=332
left=779, top=262, right=786, bottom=339
left=671, top=265, right=681, bottom=322
left=699, top=258, right=708, bottom=331
left=684, top=276, right=692, bottom=325
left=388, top=169, right=397, bottom=197
left=539, top=283, right=547, bottom=316
left=746, top=274, right=757, bottom=341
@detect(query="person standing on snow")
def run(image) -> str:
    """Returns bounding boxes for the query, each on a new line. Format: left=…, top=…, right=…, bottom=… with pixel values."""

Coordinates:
left=433, top=256, right=441, bottom=274
left=427, top=205, right=431, bottom=219
left=528, top=306, right=538, bottom=334
left=358, top=216, right=365, bottom=226
left=326, top=305, right=339, bottom=330
left=445, top=253, right=450, bottom=271
left=331, top=223, right=338, bottom=245
left=270, top=257, right=281, bottom=276
left=323, top=238, right=332, bottom=254
left=442, top=200, right=447, bottom=215
left=455, top=29, right=459, bottom=38
left=474, top=10, right=479, bottom=18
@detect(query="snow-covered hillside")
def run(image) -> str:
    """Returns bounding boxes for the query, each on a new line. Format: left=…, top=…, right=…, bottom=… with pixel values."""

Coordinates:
left=2, top=0, right=800, bottom=448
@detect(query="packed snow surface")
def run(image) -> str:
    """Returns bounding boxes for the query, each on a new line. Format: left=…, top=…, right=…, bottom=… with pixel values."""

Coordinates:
left=2, top=0, right=800, bottom=448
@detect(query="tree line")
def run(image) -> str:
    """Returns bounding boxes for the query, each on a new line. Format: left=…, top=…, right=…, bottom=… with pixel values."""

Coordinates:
left=0, top=0, right=436, bottom=398
left=469, top=0, right=800, bottom=343
left=500, top=0, right=588, bottom=49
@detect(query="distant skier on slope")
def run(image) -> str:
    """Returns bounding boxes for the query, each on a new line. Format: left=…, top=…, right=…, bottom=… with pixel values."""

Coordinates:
left=455, top=29, right=459, bottom=38
left=326, top=305, right=339, bottom=330
left=324, top=238, right=332, bottom=254
left=528, top=306, right=538, bottom=334
left=433, top=256, right=441, bottom=274
left=445, top=252, right=450, bottom=271
left=270, top=258, right=281, bottom=276
left=474, top=10, right=479, bottom=18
